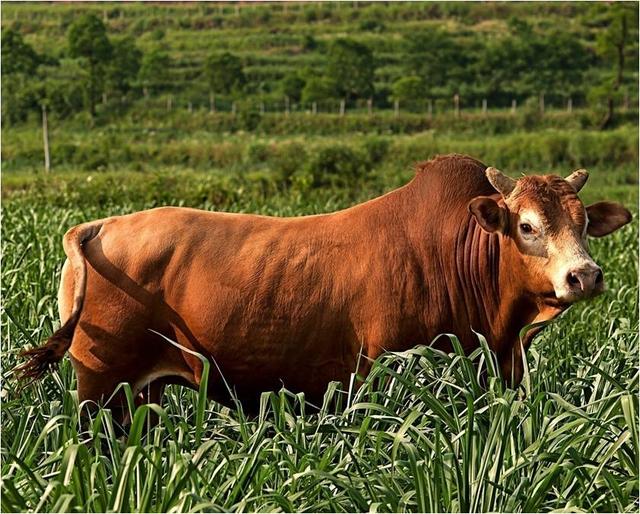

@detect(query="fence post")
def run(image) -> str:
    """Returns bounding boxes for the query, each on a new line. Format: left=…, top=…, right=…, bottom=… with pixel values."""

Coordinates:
left=453, top=94, right=460, bottom=118
left=167, top=95, right=173, bottom=111
left=539, top=93, right=545, bottom=114
left=209, top=92, right=215, bottom=113
left=428, top=99, right=433, bottom=119
left=394, top=99, right=399, bottom=117
left=511, top=99, right=517, bottom=114
left=567, top=97, right=572, bottom=113
left=41, top=105, right=51, bottom=173
left=367, top=98, right=372, bottom=115
left=312, top=101, right=317, bottom=115
left=232, top=101, right=236, bottom=115
left=285, top=96, right=290, bottom=116
left=102, top=92, right=108, bottom=105
left=623, top=90, right=629, bottom=111
left=482, top=98, right=487, bottom=115
left=340, top=99, right=345, bottom=116
left=260, top=101, right=265, bottom=115
left=188, top=101, right=193, bottom=113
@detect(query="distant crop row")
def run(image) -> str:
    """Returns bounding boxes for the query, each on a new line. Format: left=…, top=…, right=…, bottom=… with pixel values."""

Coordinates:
left=1, top=2, right=604, bottom=35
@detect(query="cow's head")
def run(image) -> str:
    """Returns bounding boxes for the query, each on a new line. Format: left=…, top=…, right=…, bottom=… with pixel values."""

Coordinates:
left=469, top=167, right=631, bottom=305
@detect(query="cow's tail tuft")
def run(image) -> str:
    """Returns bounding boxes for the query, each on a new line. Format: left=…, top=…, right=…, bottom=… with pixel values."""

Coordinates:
left=15, top=221, right=103, bottom=384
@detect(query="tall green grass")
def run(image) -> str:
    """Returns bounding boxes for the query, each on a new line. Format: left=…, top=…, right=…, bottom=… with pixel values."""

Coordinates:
left=1, top=184, right=637, bottom=512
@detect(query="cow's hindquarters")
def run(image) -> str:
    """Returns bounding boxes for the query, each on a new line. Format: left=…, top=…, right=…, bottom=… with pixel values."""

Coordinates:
left=16, top=221, right=104, bottom=383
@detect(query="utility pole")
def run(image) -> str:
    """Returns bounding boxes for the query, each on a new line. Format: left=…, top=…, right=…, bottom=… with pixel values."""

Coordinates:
left=42, top=105, right=51, bottom=173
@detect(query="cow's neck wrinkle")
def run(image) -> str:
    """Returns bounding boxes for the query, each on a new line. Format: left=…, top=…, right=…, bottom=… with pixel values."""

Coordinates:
left=451, top=216, right=504, bottom=351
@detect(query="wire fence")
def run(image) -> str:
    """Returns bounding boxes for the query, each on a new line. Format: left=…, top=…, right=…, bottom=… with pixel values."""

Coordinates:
left=109, top=92, right=636, bottom=117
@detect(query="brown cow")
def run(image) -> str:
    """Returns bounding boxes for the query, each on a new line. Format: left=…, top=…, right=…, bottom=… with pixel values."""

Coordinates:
left=17, top=154, right=631, bottom=418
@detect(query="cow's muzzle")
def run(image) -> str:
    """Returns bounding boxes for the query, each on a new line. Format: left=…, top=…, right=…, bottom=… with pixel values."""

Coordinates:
left=564, top=264, right=604, bottom=300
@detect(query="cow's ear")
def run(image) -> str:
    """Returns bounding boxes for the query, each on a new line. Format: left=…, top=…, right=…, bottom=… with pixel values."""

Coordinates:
left=586, top=201, right=632, bottom=237
left=468, top=196, right=506, bottom=233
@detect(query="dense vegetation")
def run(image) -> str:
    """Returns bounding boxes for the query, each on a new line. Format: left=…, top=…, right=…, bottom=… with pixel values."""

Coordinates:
left=2, top=1, right=639, bottom=126
left=1, top=2, right=638, bottom=512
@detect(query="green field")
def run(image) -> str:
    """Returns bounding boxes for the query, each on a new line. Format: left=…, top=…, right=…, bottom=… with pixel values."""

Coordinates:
left=2, top=175, right=638, bottom=512
left=2, top=1, right=639, bottom=512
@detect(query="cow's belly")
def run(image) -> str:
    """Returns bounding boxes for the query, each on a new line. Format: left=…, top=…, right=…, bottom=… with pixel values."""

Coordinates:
left=180, top=305, right=362, bottom=405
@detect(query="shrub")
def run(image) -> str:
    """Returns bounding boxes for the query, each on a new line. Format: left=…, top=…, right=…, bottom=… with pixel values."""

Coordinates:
left=307, top=145, right=367, bottom=187
left=246, top=142, right=271, bottom=166
left=270, top=141, right=307, bottom=183
left=362, top=137, right=391, bottom=167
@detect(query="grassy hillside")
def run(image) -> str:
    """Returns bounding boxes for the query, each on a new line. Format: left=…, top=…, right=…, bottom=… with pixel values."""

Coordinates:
left=2, top=1, right=638, bottom=125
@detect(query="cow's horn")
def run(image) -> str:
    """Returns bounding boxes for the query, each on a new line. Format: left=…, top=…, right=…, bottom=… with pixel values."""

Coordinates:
left=565, top=169, right=588, bottom=192
left=485, top=167, right=516, bottom=197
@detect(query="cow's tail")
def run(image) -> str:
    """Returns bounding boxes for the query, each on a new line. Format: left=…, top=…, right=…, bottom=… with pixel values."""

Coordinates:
left=15, top=221, right=104, bottom=384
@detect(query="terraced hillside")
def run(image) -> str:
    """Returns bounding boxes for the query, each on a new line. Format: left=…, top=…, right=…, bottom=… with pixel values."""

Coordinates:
left=2, top=1, right=638, bottom=121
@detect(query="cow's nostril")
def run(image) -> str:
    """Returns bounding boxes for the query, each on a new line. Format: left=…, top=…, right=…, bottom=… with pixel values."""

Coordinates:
left=595, top=269, right=603, bottom=284
left=567, top=272, right=580, bottom=286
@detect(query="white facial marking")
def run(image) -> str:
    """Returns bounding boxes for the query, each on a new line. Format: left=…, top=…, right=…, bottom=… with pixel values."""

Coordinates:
left=547, top=226, right=599, bottom=302
left=518, top=207, right=600, bottom=302
left=517, top=209, right=546, bottom=256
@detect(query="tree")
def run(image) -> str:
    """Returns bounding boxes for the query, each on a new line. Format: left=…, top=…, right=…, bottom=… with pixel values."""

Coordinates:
left=203, top=52, right=246, bottom=95
left=139, top=49, right=171, bottom=95
left=1, top=28, right=43, bottom=124
left=281, top=73, right=306, bottom=102
left=594, top=3, right=637, bottom=128
left=68, top=14, right=112, bottom=116
left=473, top=22, right=592, bottom=106
left=301, top=76, right=337, bottom=104
left=404, top=30, right=465, bottom=96
left=391, top=76, right=425, bottom=103
left=106, top=37, right=142, bottom=96
left=326, top=38, right=375, bottom=102
left=1, top=28, right=40, bottom=75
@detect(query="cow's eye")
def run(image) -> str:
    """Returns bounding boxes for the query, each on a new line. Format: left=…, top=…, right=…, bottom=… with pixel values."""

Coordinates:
left=520, top=223, right=533, bottom=234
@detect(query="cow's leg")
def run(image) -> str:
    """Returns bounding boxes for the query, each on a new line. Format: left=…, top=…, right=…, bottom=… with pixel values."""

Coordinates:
left=70, top=350, right=140, bottom=433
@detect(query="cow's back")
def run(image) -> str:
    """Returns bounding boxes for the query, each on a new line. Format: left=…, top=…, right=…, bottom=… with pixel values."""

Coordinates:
left=79, top=206, right=399, bottom=402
